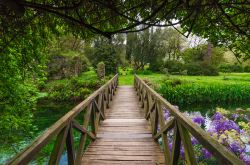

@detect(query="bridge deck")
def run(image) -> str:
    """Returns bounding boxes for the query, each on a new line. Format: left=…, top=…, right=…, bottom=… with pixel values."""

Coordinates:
left=82, top=86, right=165, bottom=165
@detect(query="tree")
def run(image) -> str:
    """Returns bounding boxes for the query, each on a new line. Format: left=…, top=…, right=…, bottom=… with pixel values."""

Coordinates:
left=87, top=37, right=118, bottom=75
left=1, top=1, right=249, bottom=58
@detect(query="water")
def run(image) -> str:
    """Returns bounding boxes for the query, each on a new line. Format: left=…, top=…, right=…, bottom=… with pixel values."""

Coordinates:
left=179, top=102, right=250, bottom=116
left=0, top=100, right=76, bottom=165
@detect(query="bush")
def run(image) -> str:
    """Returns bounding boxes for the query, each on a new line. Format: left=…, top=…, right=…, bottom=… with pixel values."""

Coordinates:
left=219, top=64, right=244, bottom=73
left=185, top=63, right=203, bottom=75
left=47, top=54, right=89, bottom=80
left=244, top=65, right=250, bottom=72
left=163, top=60, right=184, bottom=74
left=185, top=63, right=218, bottom=76
left=44, top=70, right=104, bottom=101
left=136, top=70, right=153, bottom=75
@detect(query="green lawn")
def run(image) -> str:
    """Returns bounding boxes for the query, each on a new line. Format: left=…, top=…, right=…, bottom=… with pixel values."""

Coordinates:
left=139, top=72, right=250, bottom=85
left=119, top=74, right=134, bottom=85
left=118, top=72, right=250, bottom=87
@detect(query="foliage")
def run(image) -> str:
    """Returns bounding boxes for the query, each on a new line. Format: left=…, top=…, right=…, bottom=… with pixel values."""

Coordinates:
left=185, top=62, right=219, bottom=76
left=47, top=53, right=90, bottom=80
left=159, top=80, right=250, bottom=105
left=135, top=70, right=153, bottom=75
left=0, top=13, right=54, bottom=144
left=161, top=60, right=185, bottom=75
left=126, top=27, right=185, bottom=71
left=43, top=70, right=105, bottom=101
left=219, top=64, right=244, bottom=73
left=86, top=37, right=118, bottom=75
left=140, top=73, right=250, bottom=105
left=1, top=1, right=249, bottom=59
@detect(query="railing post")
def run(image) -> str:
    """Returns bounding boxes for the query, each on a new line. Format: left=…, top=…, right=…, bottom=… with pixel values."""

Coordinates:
left=66, top=122, right=75, bottom=165
left=170, top=121, right=181, bottom=165
left=49, top=124, right=70, bottom=165
left=177, top=122, right=198, bottom=165
left=157, top=101, right=171, bottom=164
left=76, top=103, right=93, bottom=164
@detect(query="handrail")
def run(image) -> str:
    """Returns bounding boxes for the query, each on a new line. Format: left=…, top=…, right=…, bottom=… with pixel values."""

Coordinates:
left=134, top=75, right=244, bottom=165
left=7, top=74, right=118, bottom=165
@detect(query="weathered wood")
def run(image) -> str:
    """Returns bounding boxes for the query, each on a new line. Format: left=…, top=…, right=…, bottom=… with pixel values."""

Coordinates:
left=171, top=122, right=181, bottom=165
left=134, top=75, right=245, bottom=165
left=157, top=101, right=171, bottom=163
left=49, top=124, right=69, bottom=165
left=72, top=120, right=96, bottom=140
left=66, top=123, right=75, bottom=165
left=177, top=122, right=197, bottom=165
left=154, top=118, right=174, bottom=140
left=76, top=103, right=93, bottom=164
left=82, top=86, right=165, bottom=164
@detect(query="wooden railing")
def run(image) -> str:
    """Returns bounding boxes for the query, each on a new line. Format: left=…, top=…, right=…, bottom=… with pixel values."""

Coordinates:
left=7, top=74, right=118, bottom=165
left=134, top=75, right=244, bottom=165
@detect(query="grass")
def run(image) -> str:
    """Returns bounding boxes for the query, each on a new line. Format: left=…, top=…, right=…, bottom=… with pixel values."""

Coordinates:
left=135, top=72, right=250, bottom=106
left=139, top=72, right=250, bottom=85
left=117, top=72, right=250, bottom=105
left=118, top=72, right=250, bottom=86
left=119, top=74, right=134, bottom=85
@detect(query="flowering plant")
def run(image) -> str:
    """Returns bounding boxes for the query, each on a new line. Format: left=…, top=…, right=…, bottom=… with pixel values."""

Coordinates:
left=160, top=107, right=250, bottom=164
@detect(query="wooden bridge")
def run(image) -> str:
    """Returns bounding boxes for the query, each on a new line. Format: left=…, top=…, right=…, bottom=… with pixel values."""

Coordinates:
left=8, top=75, right=244, bottom=165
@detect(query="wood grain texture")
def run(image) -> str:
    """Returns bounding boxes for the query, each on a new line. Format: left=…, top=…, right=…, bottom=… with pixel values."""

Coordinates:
left=82, top=86, right=165, bottom=165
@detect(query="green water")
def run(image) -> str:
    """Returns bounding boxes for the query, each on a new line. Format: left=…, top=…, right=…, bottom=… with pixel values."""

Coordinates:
left=179, top=102, right=250, bottom=116
left=0, top=100, right=76, bottom=164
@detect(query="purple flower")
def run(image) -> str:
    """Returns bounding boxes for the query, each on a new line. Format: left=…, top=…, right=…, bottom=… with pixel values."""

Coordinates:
left=229, top=142, right=245, bottom=155
left=164, top=110, right=170, bottom=120
left=212, top=112, right=223, bottom=120
left=209, top=119, right=240, bottom=133
left=191, top=137, right=199, bottom=145
left=192, top=116, right=205, bottom=126
left=202, top=148, right=212, bottom=159
left=231, top=114, right=239, bottom=121
left=240, top=153, right=250, bottom=165
left=168, top=142, right=173, bottom=152
left=180, top=145, right=185, bottom=159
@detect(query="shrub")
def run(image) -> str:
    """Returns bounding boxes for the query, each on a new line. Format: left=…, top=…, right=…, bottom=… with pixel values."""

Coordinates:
left=185, top=63, right=218, bottom=76
left=47, top=54, right=89, bottom=80
left=163, top=60, right=184, bottom=73
left=136, top=70, right=152, bottom=75
left=185, top=63, right=203, bottom=75
left=244, top=65, right=250, bottom=72
left=219, top=64, right=244, bottom=73
left=44, top=70, right=104, bottom=101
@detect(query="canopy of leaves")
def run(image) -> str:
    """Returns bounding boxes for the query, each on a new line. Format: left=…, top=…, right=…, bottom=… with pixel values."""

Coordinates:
left=0, top=1, right=249, bottom=58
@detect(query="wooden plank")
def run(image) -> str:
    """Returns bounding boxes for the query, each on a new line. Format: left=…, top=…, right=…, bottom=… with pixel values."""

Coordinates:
left=82, top=86, right=165, bottom=165
left=81, top=160, right=165, bottom=165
